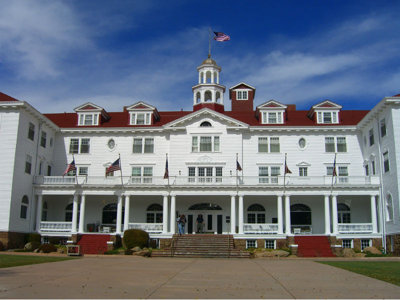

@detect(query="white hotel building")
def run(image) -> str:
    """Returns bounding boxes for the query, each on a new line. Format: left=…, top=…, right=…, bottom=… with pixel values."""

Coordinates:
left=0, top=56, right=399, bottom=254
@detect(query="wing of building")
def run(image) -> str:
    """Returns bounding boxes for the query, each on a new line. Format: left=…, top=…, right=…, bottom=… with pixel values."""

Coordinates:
left=1, top=55, right=399, bottom=255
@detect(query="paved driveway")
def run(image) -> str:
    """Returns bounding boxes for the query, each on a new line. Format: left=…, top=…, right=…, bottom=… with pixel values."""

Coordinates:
left=0, top=256, right=399, bottom=298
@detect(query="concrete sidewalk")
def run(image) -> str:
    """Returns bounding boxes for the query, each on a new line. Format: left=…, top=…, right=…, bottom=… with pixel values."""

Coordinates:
left=0, top=255, right=399, bottom=298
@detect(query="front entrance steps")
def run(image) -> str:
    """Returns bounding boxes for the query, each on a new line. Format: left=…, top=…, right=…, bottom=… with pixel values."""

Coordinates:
left=152, top=234, right=250, bottom=258
left=294, top=235, right=336, bottom=257
left=77, top=234, right=111, bottom=254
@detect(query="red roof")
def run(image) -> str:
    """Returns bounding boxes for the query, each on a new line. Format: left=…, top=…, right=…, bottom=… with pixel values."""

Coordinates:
left=0, top=92, right=19, bottom=102
left=44, top=108, right=368, bottom=128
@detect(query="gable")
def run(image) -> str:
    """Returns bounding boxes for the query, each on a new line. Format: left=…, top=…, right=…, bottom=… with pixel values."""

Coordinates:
left=257, top=100, right=287, bottom=110
left=74, top=102, right=104, bottom=112
left=126, top=101, right=156, bottom=111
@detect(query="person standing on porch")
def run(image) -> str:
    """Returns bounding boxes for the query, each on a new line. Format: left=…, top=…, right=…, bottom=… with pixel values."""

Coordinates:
left=177, top=214, right=186, bottom=235
left=196, top=214, right=204, bottom=233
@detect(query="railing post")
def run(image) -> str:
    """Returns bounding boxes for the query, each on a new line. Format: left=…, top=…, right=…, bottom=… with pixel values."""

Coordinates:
left=285, top=195, right=291, bottom=235
left=277, top=194, right=283, bottom=234
left=230, top=194, right=236, bottom=234
left=36, top=195, right=43, bottom=233
left=78, top=195, right=86, bottom=233
left=238, top=195, right=244, bottom=234
left=71, top=194, right=79, bottom=233
left=163, top=195, right=168, bottom=234
left=324, top=194, right=331, bottom=235
left=170, top=195, right=176, bottom=234
left=124, top=195, right=130, bottom=232
left=331, top=194, right=338, bottom=235
left=371, top=194, right=378, bottom=233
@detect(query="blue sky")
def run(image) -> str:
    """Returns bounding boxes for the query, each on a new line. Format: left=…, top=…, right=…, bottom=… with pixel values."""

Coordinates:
left=1, top=0, right=400, bottom=113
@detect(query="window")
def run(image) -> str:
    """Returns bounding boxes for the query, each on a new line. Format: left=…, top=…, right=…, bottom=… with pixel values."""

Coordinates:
left=65, top=203, right=80, bottom=222
left=102, top=203, right=124, bottom=225
left=369, top=129, right=374, bottom=146
left=40, top=131, right=47, bottom=148
left=371, top=160, right=376, bottom=175
left=338, top=166, right=348, bottom=183
left=361, top=239, right=371, bottom=251
left=25, top=155, right=32, bottom=174
left=187, top=166, right=223, bottom=183
left=146, top=204, right=163, bottom=223
left=258, top=137, right=280, bottom=153
left=317, top=111, right=338, bottom=124
left=247, top=204, right=266, bottom=224
left=261, top=111, right=284, bottom=124
left=200, top=121, right=212, bottom=127
left=192, top=136, right=220, bottom=152
left=386, top=194, right=394, bottom=222
left=131, top=166, right=153, bottom=183
left=28, top=123, right=35, bottom=141
left=342, top=239, right=353, bottom=248
left=69, top=138, right=90, bottom=154
left=42, top=202, right=48, bottom=221
left=299, top=167, right=308, bottom=177
left=259, top=166, right=280, bottom=183
left=265, top=240, right=275, bottom=249
left=237, top=90, right=248, bottom=100
left=39, top=162, right=43, bottom=175
left=337, top=203, right=351, bottom=223
left=380, top=118, right=386, bottom=137
left=47, top=165, right=52, bottom=176
left=383, top=151, right=390, bottom=173
left=298, top=138, right=306, bottom=149
left=20, top=196, right=29, bottom=219
left=78, top=166, right=88, bottom=176
left=246, top=240, right=257, bottom=249
left=364, top=164, right=369, bottom=176
left=133, top=138, right=154, bottom=153
left=78, top=113, right=99, bottom=126
left=130, top=112, right=151, bottom=125
left=325, top=137, right=346, bottom=152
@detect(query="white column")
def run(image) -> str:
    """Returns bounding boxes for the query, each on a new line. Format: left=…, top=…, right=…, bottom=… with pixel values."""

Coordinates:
left=78, top=195, right=86, bottom=233
left=71, top=194, right=79, bottom=233
left=371, top=195, right=378, bottom=233
left=211, top=71, right=214, bottom=84
left=331, top=195, right=338, bottom=234
left=285, top=195, right=291, bottom=234
left=163, top=195, right=169, bottom=234
left=116, top=195, right=123, bottom=234
left=238, top=195, right=244, bottom=234
left=230, top=195, right=236, bottom=234
left=277, top=195, right=283, bottom=234
left=36, top=195, right=43, bottom=233
left=124, top=195, right=130, bottom=231
left=324, top=195, right=331, bottom=235
left=170, top=195, right=176, bottom=234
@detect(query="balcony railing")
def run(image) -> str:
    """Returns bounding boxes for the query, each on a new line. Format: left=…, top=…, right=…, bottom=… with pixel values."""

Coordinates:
left=243, top=223, right=279, bottom=234
left=34, top=175, right=380, bottom=187
left=128, top=223, right=163, bottom=233
left=40, top=221, right=72, bottom=233
left=337, top=223, right=373, bottom=233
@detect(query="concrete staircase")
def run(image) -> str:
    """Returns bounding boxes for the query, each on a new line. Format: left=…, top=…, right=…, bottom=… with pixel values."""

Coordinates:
left=152, top=234, right=250, bottom=258
left=294, top=235, right=336, bottom=257
left=77, top=234, right=110, bottom=254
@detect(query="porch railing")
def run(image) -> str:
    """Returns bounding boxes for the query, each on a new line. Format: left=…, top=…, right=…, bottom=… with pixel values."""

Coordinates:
left=291, top=225, right=312, bottom=234
left=337, top=223, right=373, bottom=233
left=128, top=223, right=163, bottom=233
left=40, top=221, right=72, bottom=232
left=243, top=223, right=279, bottom=234
left=34, top=175, right=380, bottom=187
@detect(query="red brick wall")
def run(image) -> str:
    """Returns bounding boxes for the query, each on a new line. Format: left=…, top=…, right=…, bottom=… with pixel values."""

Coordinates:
left=230, top=89, right=254, bottom=112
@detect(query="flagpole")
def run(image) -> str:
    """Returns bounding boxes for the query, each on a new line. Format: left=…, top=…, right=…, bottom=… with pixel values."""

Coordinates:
left=119, top=153, right=123, bottom=186
left=73, top=155, right=78, bottom=184
left=330, top=153, right=337, bottom=195
left=208, top=27, right=212, bottom=58
left=166, top=153, right=170, bottom=187
left=236, top=153, right=239, bottom=195
left=283, top=153, right=287, bottom=195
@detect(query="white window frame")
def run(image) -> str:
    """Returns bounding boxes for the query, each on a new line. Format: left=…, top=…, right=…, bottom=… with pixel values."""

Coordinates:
left=236, top=90, right=248, bottom=100
left=131, top=166, right=153, bottom=183
left=187, top=166, right=223, bottom=183
left=342, top=239, right=353, bottom=249
left=316, top=111, right=339, bottom=124
left=325, top=137, right=347, bottom=153
left=28, top=122, right=35, bottom=141
left=385, top=194, right=394, bottom=222
left=133, top=137, right=154, bottom=154
left=380, top=118, right=386, bottom=137
left=259, top=166, right=280, bottom=184
left=299, top=167, right=308, bottom=177
left=78, top=113, right=99, bottom=126
left=361, top=239, right=372, bottom=251
left=40, top=131, right=47, bottom=148
left=130, top=112, right=152, bottom=125
left=265, top=240, right=276, bottom=249
left=69, top=138, right=90, bottom=154
left=383, top=151, right=390, bottom=173
left=191, top=136, right=220, bottom=153
left=258, top=137, right=280, bottom=153
left=261, top=111, right=284, bottom=124
left=78, top=166, right=89, bottom=176
left=25, top=155, right=32, bottom=174
left=246, top=239, right=257, bottom=249
left=369, top=128, right=374, bottom=146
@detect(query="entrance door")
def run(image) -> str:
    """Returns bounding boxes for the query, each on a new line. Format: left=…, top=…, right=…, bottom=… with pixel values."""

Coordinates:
left=217, top=215, right=223, bottom=234
left=188, top=215, right=193, bottom=234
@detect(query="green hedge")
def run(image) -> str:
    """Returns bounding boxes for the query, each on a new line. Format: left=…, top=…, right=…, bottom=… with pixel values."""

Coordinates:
left=123, top=229, right=149, bottom=249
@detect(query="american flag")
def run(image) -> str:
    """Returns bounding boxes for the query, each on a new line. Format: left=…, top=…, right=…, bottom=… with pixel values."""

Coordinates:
left=236, top=159, right=242, bottom=171
left=214, top=31, right=230, bottom=42
left=284, top=156, right=292, bottom=174
left=163, top=156, right=169, bottom=179
left=106, top=158, right=120, bottom=175
left=332, top=154, right=337, bottom=177
left=63, top=159, right=76, bottom=176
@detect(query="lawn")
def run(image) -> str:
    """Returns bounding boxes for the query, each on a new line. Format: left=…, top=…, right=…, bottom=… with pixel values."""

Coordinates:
left=0, top=254, right=75, bottom=268
left=319, top=261, right=400, bottom=286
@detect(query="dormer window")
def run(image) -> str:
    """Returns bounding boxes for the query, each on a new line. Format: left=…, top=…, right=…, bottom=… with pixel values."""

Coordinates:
left=78, top=113, right=99, bottom=126
left=261, top=111, right=284, bottom=124
left=237, top=90, right=248, bottom=100
left=130, top=112, right=151, bottom=125
left=317, top=111, right=338, bottom=124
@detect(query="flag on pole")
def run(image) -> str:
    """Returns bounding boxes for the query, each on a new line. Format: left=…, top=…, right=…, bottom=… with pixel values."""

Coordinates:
left=63, top=159, right=76, bottom=176
left=163, top=155, right=169, bottom=179
left=214, top=31, right=230, bottom=42
left=332, top=154, right=337, bottom=177
left=106, top=158, right=120, bottom=175
left=236, top=159, right=242, bottom=171
left=284, top=155, right=292, bottom=174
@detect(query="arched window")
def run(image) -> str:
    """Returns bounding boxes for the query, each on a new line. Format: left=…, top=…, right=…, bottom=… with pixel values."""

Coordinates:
left=386, top=194, right=394, bottom=221
left=337, top=203, right=351, bottom=223
left=196, top=92, right=201, bottom=103
left=214, top=71, right=218, bottom=83
left=65, top=203, right=80, bottom=222
left=290, top=204, right=311, bottom=225
left=42, top=201, right=48, bottom=221
left=189, top=203, right=222, bottom=210
left=247, top=204, right=266, bottom=224
left=206, top=71, right=212, bottom=83
left=147, top=203, right=163, bottom=223
left=216, top=92, right=221, bottom=103
left=200, top=72, right=204, bottom=83
left=200, top=121, right=212, bottom=127
left=204, top=91, right=212, bottom=102
left=20, top=196, right=29, bottom=219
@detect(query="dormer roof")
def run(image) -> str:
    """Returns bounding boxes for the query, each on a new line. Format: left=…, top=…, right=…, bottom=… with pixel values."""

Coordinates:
left=256, top=100, right=287, bottom=110
left=125, top=101, right=160, bottom=119
left=229, top=82, right=256, bottom=99
left=307, top=100, right=342, bottom=118
left=74, top=102, right=110, bottom=121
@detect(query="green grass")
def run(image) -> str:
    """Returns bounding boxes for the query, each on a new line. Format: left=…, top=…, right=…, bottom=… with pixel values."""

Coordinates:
left=319, top=261, right=400, bottom=286
left=0, top=254, right=76, bottom=268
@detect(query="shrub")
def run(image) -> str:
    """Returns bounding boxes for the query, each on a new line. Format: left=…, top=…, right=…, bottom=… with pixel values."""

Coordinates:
left=123, top=229, right=149, bottom=249
left=39, top=243, right=57, bottom=253
left=24, top=241, right=41, bottom=251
